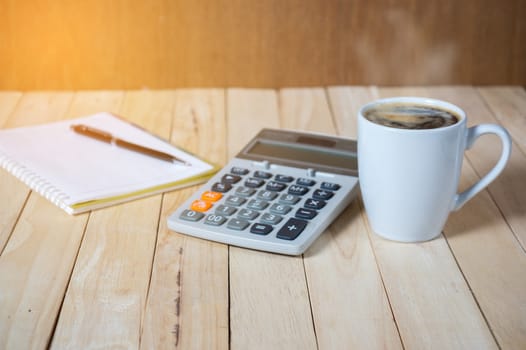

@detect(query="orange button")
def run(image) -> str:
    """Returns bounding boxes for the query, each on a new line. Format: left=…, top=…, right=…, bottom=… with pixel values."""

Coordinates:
left=201, top=191, right=223, bottom=202
left=191, top=199, right=213, bottom=212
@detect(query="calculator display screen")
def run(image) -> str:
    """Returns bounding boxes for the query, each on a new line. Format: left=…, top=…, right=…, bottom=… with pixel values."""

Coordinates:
left=245, top=140, right=357, bottom=173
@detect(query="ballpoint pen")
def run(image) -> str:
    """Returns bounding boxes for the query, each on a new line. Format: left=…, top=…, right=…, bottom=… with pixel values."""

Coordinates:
left=71, top=124, right=191, bottom=166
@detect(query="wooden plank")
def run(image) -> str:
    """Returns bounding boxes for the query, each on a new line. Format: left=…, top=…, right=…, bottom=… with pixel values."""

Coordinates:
left=0, top=193, right=88, bottom=350
left=0, top=91, right=125, bottom=350
left=226, top=89, right=282, bottom=153
left=66, top=90, right=125, bottom=119
left=140, top=89, right=229, bottom=349
left=379, top=86, right=526, bottom=349
left=330, top=86, right=498, bottom=349
left=328, top=86, right=378, bottom=136
left=50, top=90, right=174, bottom=349
left=431, top=87, right=526, bottom=247
left=0, top=92, right=22, bottom=126
left=227, top=89, right=317, bottom=350
left=478, top=87, right=526, bottom=155
left=282, top=88, right=402, bottom=349
left=0, top=92, right=23, bottom=253
left=0, top=92, right=73, bottom=128
left=0, top=92, right=74, bottom=250
left=279, top=88, right=337, bottom=132
left=476, top=86, right=526, bottom=248
left=0, top=92, right=73, bottom=254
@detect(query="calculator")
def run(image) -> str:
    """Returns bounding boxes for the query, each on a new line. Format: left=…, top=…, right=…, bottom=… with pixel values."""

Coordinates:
left=167, top=129, right=359, bottom=255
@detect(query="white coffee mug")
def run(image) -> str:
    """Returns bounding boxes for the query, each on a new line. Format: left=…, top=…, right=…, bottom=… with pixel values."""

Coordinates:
left=357, top=97, right=512, bottom=242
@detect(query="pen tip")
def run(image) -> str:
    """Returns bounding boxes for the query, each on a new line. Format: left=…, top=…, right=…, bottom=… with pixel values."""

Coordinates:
left=172, top=159, right=191, bottom=166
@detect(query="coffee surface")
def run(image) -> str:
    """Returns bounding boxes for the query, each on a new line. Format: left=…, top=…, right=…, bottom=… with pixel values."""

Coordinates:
left=364, top=103, right=459, bottom=130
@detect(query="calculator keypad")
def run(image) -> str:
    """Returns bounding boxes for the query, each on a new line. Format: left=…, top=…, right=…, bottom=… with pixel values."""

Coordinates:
left=179, top=166, right=341, bottom=242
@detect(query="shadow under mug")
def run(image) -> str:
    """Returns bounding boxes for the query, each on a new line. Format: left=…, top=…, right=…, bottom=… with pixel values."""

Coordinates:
left=357, top=97, right=512, bottom=242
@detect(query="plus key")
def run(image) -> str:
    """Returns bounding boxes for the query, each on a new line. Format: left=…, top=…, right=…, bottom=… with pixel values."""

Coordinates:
left=276, top=218, right=308, bottom=240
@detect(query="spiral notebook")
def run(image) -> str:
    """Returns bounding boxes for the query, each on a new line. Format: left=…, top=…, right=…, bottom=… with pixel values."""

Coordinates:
left=0, top=112, right=217, bottom=214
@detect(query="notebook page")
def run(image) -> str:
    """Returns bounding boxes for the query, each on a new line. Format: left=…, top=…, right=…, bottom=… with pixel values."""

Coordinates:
left=0, top=113, right=213, bottom=205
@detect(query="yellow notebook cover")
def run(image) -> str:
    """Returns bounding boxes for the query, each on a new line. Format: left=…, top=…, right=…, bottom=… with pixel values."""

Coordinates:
left=0, top=112, right=217, bottom=214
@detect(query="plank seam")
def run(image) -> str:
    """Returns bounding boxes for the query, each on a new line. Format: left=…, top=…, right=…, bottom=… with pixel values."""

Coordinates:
left=323, top=87, right=339, bottom=136
left=475, top=87, right=526, bottom=158
left=358, top=200, right=407, bottom=350
left=139, top=194, right=164, bottom=349
left=301, top=255, right=320, bottom=350
left=0, top=190, right=31, bottom=256
left=46, top=212, right=91, bottom=349
left=442, top=235, right=502, bottom=349
left=470, top=89, right=526, bottom=252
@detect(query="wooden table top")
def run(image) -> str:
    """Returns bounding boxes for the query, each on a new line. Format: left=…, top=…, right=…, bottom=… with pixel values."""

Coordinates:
left=0, top=86, right=525, bottom=349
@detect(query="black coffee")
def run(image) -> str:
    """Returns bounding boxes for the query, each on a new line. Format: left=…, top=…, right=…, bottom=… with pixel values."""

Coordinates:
left=364, top=102, right=459, bottom=130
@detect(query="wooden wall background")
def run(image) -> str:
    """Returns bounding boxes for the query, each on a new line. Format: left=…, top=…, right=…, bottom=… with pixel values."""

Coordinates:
left=0, top=0, right=525, bottom=90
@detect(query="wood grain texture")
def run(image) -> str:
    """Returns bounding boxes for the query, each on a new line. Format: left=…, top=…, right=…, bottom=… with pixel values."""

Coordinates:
left=227, top=89, right=317, bottom=350
left=1, top=87, right=525, bottom=349
left=140, top=89, right=229, bottom=350
left=478, top=87, right=526, bottom=155
left=0, top=93, right=21, bottom=126
left=381, top=86, right=526, bottom=250
left=0, top=0, right=524, bottom=89
left=0, top=92, right=23, bottom=253
left=378, top=86, right=526, bottom=349
left=50, top=91, right=172, bottom=349
left=0, top=92, right=73, bottom=254
left=477, top=86, right=526, bottom=247
left=331, top=86, right=499, bottom=349
left=281, top=88, right=402, bottom=349
left=0, top=91, right=124, bottom=350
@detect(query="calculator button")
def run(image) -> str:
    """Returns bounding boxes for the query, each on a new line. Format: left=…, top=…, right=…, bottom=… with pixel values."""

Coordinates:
left=191, top=199, right=213, bottom=212
left=257, top=190, right=278, bottom=201
left=221, top=174, right=242, bottom=184
left=297, top=178, right=316, bottom=186
left=245, top=178, right=266, bottom=188
left=201, top=191, right=223, bottom=202
left=275, top=174, right=294, bottom=183
left=204, top=214, right=227, bottom=226
left=304, top=198, right=327, bottom=210
left=321, top=182, right=341, bottom=191
left=227, top=218, right=250, bottom=231
left=260, top=213, right=283, bottom=225
left=288, top=185, right=309, bottom=196
left=295, top=208, right=318, bottom=220
left=225, top=195, right=247, bottom=206
left=180, top=209, right=205, bottom=222
left=215, top=205, right=237, bottom=216
left=231, top=167, right=249, bottom=175
left=250, top=223, right=273, bottom=235
left=247, top=199, right=269, bottom=211
left=254, top=170, right=273, bottom=179
left=269, top=203, right=292, bottom=215
left=235, top=187, right=256, bottom=197
left=266, top=181, right=287, bottom=192
left=212, top=182, right=232, bottom=193
left=279, top=194, right=301, bottom=205
left=277, top=218, right=308, bottom=240
left=312, top=189, right=334, bottom=200
left=238, top=208, right=259, bottom=220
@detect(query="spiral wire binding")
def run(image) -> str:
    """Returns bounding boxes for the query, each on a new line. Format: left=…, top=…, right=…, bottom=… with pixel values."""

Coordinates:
left=0, top=151, right=71, bottom=210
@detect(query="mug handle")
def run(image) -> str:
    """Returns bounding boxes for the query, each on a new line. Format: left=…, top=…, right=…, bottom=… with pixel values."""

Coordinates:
left=452, top=124, right=512, bottom=211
